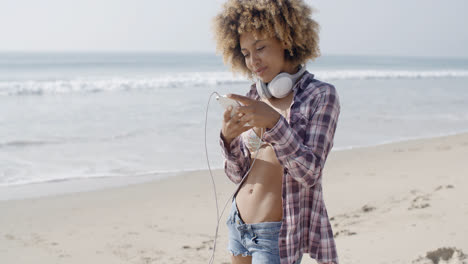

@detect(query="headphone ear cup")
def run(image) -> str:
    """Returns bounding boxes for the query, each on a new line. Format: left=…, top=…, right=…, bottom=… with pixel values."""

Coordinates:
left=268, top=73, right=293, bottom=98
left=256, top=65, right=306, bottom=99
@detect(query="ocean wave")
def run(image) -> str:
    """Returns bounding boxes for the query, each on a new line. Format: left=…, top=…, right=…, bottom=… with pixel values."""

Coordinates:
left=0, top=139, right=63, bottom=149
left=314, top=69, right=468, bottom=80
left=0, top=167, right=221, bottom=188
left=0, top=131, right=148, bottom=149
left=0, top=72, right=246, bottom=96
left=1, top=70, right=468, bottom=96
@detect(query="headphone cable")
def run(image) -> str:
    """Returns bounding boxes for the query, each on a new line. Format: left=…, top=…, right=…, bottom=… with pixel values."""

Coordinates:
left=205, top=91, right=264, bottom=264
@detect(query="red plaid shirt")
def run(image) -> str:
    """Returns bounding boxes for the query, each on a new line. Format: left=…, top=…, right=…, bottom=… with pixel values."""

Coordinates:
left=220, top=71, right=340, bottom=264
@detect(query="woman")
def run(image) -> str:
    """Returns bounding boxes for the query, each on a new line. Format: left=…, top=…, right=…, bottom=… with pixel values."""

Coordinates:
left=213, top=1, right=340, bottom=263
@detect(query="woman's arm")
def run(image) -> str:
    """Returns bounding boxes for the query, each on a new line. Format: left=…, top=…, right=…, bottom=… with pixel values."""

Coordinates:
left=219, top=133, right=251, bottom=184
left=219, top=86, right=258, bottom=184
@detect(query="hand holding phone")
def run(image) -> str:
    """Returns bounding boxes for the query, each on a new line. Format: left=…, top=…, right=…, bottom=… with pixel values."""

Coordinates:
left=216, top=95, right=241, bottom=117
left=216, top=94, right=250, bottom=126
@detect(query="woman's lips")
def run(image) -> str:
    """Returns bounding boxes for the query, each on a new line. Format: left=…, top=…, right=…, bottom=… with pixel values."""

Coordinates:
left=255, top=66, right=267, bottom=76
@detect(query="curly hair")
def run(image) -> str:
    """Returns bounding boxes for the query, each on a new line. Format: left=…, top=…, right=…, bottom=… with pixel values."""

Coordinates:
left=212, top=0, right=320, bottom=78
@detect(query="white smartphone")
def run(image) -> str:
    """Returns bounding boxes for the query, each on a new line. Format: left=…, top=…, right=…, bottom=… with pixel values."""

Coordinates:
left=216, top=95, right=241, bottom=117
left=216, top=95, right=250, bottom=126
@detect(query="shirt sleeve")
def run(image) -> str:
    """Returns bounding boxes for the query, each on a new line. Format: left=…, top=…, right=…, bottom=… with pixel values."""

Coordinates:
left=219, top=132, right=251, bottom=184
left=262, top=86, right=340, bottom=187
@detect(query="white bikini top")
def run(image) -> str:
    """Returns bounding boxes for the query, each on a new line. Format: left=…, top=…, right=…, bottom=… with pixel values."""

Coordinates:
left=241, top=128, right=268, bottom=153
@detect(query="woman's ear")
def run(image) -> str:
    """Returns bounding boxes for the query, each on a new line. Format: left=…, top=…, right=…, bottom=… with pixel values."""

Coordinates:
left=283, top=48, right=294, bottom=59
left=281, top=41, right=289, bottom=50
left=281, top=41, right=294, bottom=57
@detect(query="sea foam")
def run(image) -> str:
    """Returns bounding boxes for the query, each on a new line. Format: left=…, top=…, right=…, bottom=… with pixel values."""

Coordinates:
left=1, top=70, right=468, bottom=96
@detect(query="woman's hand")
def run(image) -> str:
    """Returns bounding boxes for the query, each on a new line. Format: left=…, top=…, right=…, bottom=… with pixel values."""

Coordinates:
left=221, top=105, right=253, bottom=146
left=227, top=94, right=281, bottom=130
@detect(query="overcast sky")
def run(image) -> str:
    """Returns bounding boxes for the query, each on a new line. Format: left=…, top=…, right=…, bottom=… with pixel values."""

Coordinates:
left=1, top=0, right=467, bottom=58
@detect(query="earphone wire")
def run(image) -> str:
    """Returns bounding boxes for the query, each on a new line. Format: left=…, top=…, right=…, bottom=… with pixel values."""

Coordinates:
left=205, top=91, right=264, bottom=264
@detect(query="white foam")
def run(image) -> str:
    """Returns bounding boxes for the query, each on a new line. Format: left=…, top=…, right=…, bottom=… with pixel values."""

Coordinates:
left=0, top=72, right=246, bottom=96
left=1, top=70, right=468, bottom=96
left=0, top=166, right=222, bottom=188
left=314, top=69, right=468, bottom=80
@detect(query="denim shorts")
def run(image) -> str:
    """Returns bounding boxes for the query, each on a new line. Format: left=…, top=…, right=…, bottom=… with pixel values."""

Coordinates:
left=226, top=198, right=302, bottom=264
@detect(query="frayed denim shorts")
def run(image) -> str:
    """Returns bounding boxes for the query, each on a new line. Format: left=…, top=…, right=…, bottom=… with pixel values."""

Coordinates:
left=226, top=198, right=294, bottom=264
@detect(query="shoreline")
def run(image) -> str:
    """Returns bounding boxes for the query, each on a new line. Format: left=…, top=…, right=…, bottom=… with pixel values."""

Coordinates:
left=2, top=130, right=468, bottom=201
left=1, top=131, right=467, bottom=263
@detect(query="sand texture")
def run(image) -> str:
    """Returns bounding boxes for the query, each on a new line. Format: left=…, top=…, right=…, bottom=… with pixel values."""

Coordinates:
left=1, top=133, right=468, bottom=264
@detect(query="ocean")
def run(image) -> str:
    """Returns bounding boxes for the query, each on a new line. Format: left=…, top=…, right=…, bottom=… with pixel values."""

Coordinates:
left=1, top=52, right=468, bottom=200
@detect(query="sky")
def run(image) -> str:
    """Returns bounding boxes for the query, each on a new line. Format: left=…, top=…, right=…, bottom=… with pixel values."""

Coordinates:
left=0, top=0, right=467, bottom=58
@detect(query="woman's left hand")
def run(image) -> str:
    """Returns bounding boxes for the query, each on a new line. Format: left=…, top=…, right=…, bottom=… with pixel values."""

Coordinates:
left=227, top=94, right=281, bottom=129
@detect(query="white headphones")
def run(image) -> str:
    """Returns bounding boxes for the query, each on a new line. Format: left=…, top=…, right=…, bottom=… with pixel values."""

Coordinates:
left=256, top=65, right=306, bottom=99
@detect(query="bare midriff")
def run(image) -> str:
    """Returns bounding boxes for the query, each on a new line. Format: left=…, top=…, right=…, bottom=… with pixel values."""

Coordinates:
left=235, top=142, right=284, bottom=224
left=235, top=94, right=293, bottom=224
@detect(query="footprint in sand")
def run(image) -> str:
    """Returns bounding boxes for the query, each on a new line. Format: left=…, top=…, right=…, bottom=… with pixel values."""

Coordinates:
left=435, top=185, right=454, bottom=191
left=120, top=243, right=132, bottom=249
left=361, top=205, right=376, bottom=213
left=408, top=184, right=455, bottom=211
left=409, top=194, right=431, bottom=210
left=140, top=256, right=160, bottom=264
left=436, top=145, right=452, bottom=151
left=409, top=147, right=423, bottom=152
left=182, top=239, right=214, bottom=251
left=330, top=204, right=376, bottom=237
left=4, top=234, right=15, bottom=240
left=58, top=253, right=71, bottom=258
left=412, top=247, right=467, bottom=264
left=198, top=240, right=214, bottom=250
left=333, top=229, right=357, bottom=237
left=127, top=231, right=139, bottom=236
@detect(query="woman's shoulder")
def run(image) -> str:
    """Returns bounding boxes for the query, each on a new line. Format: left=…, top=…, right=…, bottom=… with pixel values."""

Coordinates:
left=296, top=72, right=340, bottom=109
left=299, top=71, right=338, bottom=96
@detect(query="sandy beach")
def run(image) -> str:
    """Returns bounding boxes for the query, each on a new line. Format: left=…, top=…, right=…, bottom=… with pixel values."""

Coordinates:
left=1, top=132, right=467, bottom=264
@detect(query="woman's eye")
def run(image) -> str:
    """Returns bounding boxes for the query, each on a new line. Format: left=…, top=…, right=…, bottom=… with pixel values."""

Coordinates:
left=257, top=46, right=265, bottom=51
left=243, top=53, right=250, bottom=58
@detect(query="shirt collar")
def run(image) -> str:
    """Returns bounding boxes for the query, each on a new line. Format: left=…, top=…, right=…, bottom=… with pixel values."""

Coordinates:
left=293, top=70, right=313, bottom=92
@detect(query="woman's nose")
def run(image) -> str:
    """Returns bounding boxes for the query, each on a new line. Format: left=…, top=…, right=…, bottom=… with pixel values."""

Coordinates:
left=250, top=52, right=260, bottom=67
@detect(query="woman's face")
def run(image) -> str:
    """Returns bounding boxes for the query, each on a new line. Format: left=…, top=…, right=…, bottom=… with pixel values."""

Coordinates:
left=240, top=32, right=295, bottom=83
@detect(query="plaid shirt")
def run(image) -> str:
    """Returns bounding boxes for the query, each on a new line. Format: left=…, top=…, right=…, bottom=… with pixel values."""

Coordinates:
left=220, top=71, right=340, bottom=264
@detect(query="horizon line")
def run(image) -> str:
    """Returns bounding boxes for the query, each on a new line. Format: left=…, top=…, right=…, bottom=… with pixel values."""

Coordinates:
left=0, top=50, right=467, bottom=60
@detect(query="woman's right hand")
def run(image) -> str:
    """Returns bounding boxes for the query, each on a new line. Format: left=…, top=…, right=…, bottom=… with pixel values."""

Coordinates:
left=221, top=106, right=253, bottom=145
